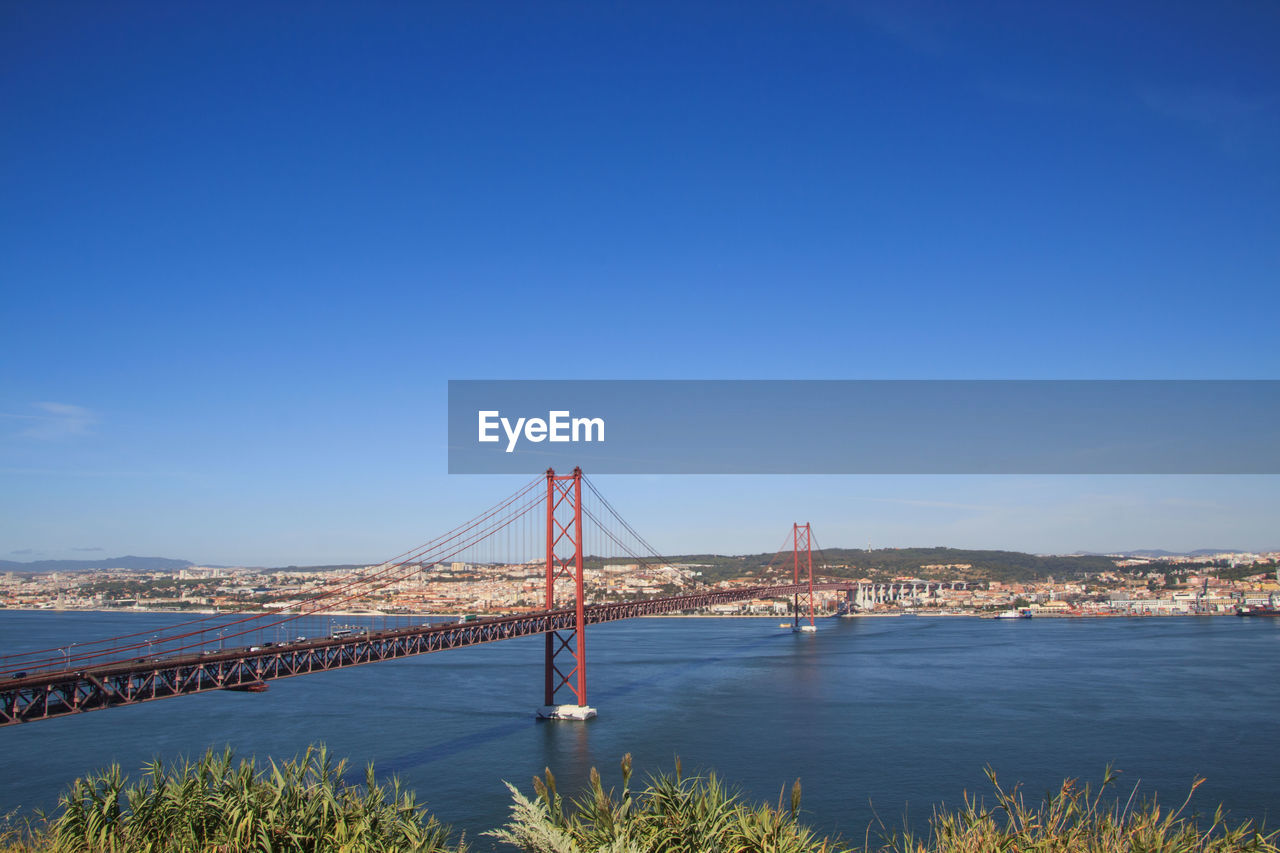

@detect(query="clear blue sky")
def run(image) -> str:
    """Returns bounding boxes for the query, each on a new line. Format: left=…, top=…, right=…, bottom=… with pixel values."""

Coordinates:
left=3, top=2, right=1277, bottom=565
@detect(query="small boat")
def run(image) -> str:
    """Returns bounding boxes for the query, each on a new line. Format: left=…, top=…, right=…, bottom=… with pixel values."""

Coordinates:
left=794, top=624, right=817, bottom=633
left=993, top=608, right=1032, bottom=619
left=1236, top=605, right=1280, bottom=617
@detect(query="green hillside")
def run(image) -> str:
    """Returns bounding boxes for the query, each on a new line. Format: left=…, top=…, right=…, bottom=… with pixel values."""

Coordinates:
left=597, top=547, right=1120, bottom=584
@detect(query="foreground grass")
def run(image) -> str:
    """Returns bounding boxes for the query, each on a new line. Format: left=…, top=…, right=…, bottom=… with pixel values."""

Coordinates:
left=2, top=747, right=1275, bottom=852
left=0, top=745, right=460, bottom=852
left=490, top=757, right=1278, bottom=853
left=488, top=755, right=836, bottom=853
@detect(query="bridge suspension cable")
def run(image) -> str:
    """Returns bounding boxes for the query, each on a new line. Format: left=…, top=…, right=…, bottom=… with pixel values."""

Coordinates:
left=0, top=474, right=548, bottom=675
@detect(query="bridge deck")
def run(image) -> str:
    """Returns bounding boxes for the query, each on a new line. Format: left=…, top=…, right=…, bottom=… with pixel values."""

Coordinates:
left=1, top=583, right=851, bottom=726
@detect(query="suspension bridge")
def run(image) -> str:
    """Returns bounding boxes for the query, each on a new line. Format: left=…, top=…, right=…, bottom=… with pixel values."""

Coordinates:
left=1, top=469, right=850, bottom=727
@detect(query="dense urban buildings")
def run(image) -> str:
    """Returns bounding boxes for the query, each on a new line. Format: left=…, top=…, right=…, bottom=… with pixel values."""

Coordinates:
left=4, top=551, right=1277, bottom=618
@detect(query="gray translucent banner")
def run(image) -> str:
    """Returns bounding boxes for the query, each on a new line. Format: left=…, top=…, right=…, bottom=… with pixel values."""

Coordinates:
left=447, top=380, right=1280, bottom=474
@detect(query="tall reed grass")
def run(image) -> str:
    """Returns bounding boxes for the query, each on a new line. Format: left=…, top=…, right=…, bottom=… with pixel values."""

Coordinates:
left=490, top=756, right=1279, bottom=853
left=5, top=748, right=1276, bottom=852
left=884, top=765, right=1277, bottom=853
left=6, top=745, right=461, bottom=852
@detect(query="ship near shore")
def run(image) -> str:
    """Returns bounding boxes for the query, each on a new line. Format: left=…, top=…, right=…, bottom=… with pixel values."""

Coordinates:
left=1236, top=604, right=1280, bottom=616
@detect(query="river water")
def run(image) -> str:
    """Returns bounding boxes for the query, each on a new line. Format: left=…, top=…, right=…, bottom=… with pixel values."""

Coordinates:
left=2, top=611, right=1277, bottom=845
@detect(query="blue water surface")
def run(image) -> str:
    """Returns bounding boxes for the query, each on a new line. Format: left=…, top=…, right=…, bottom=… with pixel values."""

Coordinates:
left=2, top=612, right=1277, bottom=846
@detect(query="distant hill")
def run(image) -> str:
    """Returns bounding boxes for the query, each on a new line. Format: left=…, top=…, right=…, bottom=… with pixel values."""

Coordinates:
left=632, top=547, right=1122, bottom=584
left=0, top=555, right=194, bottom=574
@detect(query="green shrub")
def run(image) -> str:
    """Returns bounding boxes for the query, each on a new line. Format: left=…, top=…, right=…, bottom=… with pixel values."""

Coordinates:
left=491, top=758, right=1279, bottom=853
left=488, top=754, right=845, bottom=853
left=36, top=744, right=462, bottom=852
left=884, top=765, right=1279, bottom=853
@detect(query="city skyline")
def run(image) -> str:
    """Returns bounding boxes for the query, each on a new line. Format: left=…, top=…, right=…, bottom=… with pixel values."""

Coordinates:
left=3, top=3, right=1277, bottom=566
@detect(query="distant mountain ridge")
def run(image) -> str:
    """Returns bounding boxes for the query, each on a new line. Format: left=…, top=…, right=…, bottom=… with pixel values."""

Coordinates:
left=666, top=547, right=1123, bottom=584
left=0, top=556, right=194, bottom=574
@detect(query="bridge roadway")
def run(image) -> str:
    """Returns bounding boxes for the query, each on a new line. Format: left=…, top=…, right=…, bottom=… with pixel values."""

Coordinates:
left=1, top=582, right=853, bottom=727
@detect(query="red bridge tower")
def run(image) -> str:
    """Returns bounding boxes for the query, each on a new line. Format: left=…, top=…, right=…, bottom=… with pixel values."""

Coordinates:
left=538, top=467, right=596, bottom=720
left=792, top=522, right=817, bottom=632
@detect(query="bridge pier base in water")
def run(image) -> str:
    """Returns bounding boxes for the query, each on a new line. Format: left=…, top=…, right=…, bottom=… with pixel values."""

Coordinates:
left=537, top=703, right=598, bottom=721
